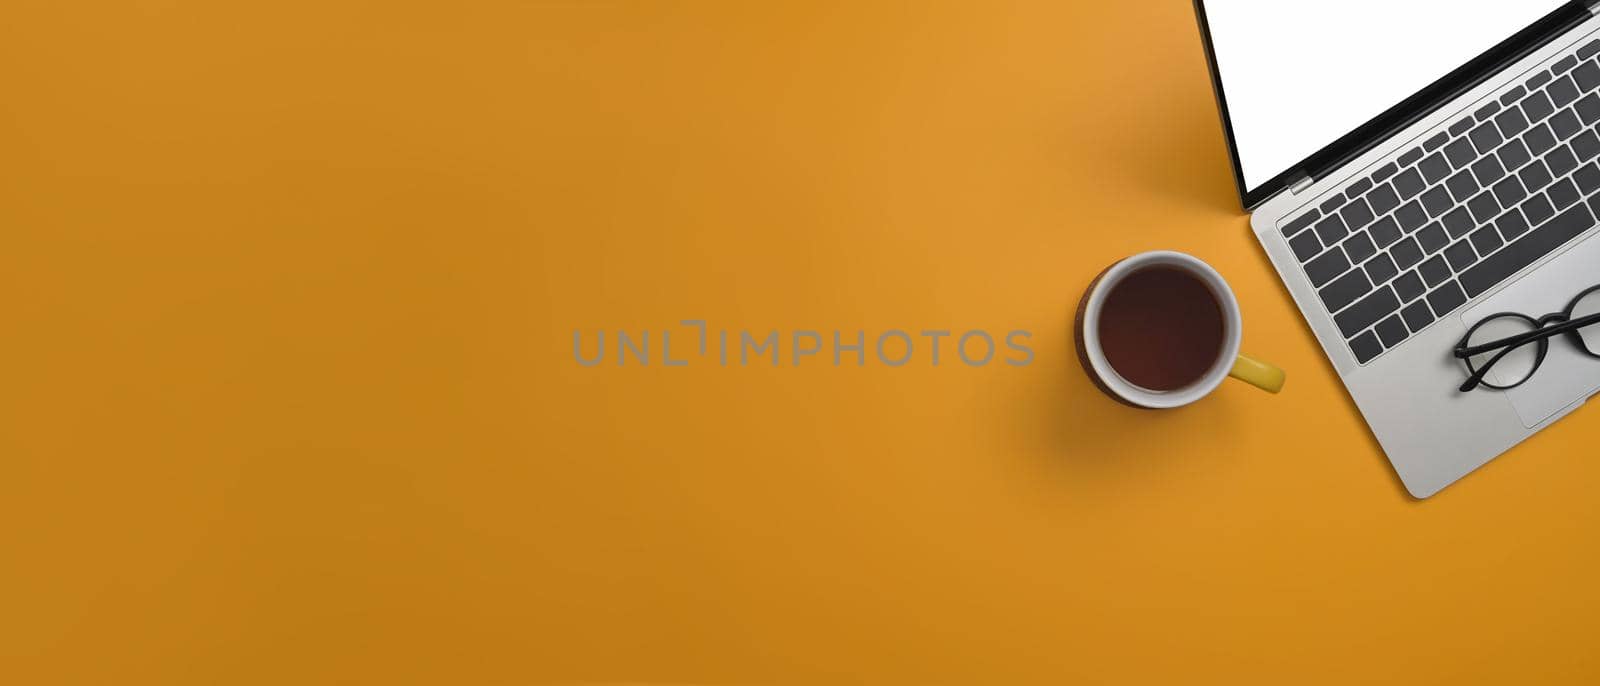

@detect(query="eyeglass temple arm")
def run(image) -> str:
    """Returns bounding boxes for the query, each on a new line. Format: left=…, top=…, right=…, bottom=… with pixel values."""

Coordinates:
left=1454, top=311, right=1600, bottom=359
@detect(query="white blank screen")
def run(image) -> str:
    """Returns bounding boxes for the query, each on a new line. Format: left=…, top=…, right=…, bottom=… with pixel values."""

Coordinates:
left=1204, top=0, right=1566, bottom=193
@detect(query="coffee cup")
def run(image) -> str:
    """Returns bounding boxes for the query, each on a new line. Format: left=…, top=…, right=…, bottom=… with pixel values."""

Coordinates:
left=1074, top=250, right=1284, bottom=408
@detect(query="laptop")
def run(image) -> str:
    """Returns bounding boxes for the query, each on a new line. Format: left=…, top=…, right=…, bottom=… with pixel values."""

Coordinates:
left=1194, top=1, right=1600, bottom=497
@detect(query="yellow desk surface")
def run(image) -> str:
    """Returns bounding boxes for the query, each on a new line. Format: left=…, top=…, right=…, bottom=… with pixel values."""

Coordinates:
left=5, top=1, right=1600, bottom=684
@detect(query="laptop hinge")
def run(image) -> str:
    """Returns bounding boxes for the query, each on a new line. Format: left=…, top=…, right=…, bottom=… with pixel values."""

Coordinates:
left=1287, top=172, right=1314, bottom=195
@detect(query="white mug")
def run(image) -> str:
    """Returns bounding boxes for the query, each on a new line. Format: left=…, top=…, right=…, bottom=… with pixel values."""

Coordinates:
left=1074, top=250, right=1284, bottom=409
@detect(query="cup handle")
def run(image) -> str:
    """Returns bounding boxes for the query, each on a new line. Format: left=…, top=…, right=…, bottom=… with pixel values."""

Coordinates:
left=1229, top=353, right=1285, bottom=394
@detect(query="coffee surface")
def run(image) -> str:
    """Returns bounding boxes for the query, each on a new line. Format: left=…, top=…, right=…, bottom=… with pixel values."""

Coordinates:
left=1097, top=266, right=1224, bottom=391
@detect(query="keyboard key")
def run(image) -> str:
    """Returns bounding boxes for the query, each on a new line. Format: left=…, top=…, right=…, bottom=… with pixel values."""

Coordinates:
left=1305, top=247, right=1351, bottom=287
left=1442, top=207, right=1475, bottom=238
left=1550, top=144, right=1580, bottom=177
left=1582, top=40, right=1600, bottom=60
left=1418, top=222, right=1449, bottom=254
left=1550, top=74, right=1580, bottom=107
left=1391, top=237, right=1424, bottom=270
left=1376, top=314, right=1409, bottom=347
left=1394, top=269, right=1425, bottom=301
left=1549, top=177, right=1580, bottom=209
left=1496, top=209, right=1530, bottom=240
left=1470, top=121, right=1504, bottom=153
left=1449, top=118, right=1475, bottom=137
left=1461, top=203, right=1596, bottom=297
left=1401, top=299, right=1436, bottom=332
left=1572, top=129, right=1600, bottom=161
left=1469, top=224, right=1503, bottom=255
left=1446, top=169, right=1479, bottom=199
left=1343, top=230, right=1377, bottom=263
left=1524, top=123, right=1557, bottom=155
left=1399, top=148, right=1425, bottom=166
left=1426, top=280, right=1468, bottom=317
left=1365, top=252, right=1398, bottom=285
left=1350, top=331, right=1383, bottom=364
left=1319, top=267, right=1371, bottom=312
left=1555, top=56, right=1579, bottom=75
left=1529, top=70, right=1554, bottom=89
left=1369, top=216, right=1402, bottom=248
left=1576, top=60, right=1600, bottom=91
left=1340, top=198, right=1375, bottom=230
left=1393, top=168, right=1426, bottom=199
left=1420, top=152, right=1452, bottom=184
left=1419, top=254, right=1451, bottom=286
left=1575, top=162, right=1600, bottom=193
left=1444, top=239, right=1478, bottom=271
left=1282, top=210, right=1320, bottom=237
left=1552, top=108, right=1581, bottom=138
left=1520, top=161, right=1553, bottom=193
left=1494, top=107, right=1530, bottom=138
left=1335, top=286, right=1401, bottom=337
left=1497, top=139, right=1532, bottom=173
left=1421, top=186, right=1454, bottom=217
left=1394, top=200, right=1427, bottom=231
left=1492, top=175, right=1528, bottom=207
left=1466, top=190, right=1501, bottom=224
left=1372, top=162, right=1398, bottom=183
left=1424, top=132, right=1450, bottom=151
left=1367, top=183, right=1400, bottom=216
left=1501, top=85, right=1528, bottom=106
left=1290, top=229, right=1322, bottom=261
left=1475, top=101, right=1502, bottom=121
left=1521, top=91, right=1555, bottom=123
left=1580, top=94, right=1600, bottom=127
left=1523, top=192, right=1556, bottom=226
left=1315, top=214, right=1349, bottom=244
left=1444, top=138, right=1477, bottom=168
left=1346, top=177, right=1373, bottom=198
left=1471, top=154, right=1506, bottom=185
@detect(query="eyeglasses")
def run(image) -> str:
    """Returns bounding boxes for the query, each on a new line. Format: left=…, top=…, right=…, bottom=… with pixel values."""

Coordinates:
left=1453, top=284, right=1600, bottom=393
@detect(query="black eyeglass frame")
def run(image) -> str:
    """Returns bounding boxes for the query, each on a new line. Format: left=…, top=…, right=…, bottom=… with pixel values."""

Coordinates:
left=1453, top=284, right=1600, bottom=393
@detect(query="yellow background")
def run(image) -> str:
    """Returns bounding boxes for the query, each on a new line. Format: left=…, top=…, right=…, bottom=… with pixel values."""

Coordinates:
left=4, top=1, right=1599, bottom=684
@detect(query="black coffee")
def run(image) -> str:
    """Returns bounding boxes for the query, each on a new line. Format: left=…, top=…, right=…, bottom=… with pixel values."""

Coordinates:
left=1098, top=266, right=1224, bottom=391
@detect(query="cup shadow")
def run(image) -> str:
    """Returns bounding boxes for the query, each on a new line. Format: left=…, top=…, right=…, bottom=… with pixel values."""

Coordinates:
left=1008, top=311, right=1246, bottom=493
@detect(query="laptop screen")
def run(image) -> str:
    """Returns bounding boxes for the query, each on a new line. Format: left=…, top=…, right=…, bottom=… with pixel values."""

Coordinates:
left=1202, top=0, right=1568, bottom=199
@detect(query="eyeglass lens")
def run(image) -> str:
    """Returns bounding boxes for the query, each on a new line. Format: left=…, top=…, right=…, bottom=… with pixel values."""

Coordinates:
left=1572, top=288, right=1600, bottom=357
left=1463, top=314, right=1543, bottom=389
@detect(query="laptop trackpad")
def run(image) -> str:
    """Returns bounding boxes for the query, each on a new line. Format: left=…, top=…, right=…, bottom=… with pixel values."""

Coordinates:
left=1461, top=230, right=1600, bottom=428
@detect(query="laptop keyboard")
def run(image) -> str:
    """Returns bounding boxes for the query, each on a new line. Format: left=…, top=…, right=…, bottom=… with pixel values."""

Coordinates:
left=1280, top=37, right=1600, bottom=365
